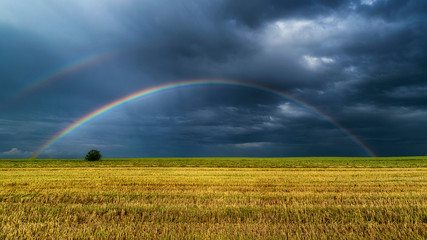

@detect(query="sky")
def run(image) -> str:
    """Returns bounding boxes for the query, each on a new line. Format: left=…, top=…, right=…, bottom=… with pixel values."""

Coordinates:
left=1, top=0, right=426, bottom=158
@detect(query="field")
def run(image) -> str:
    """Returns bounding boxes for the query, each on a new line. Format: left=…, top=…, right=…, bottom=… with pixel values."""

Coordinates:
left=1, top=157, right=426, bottom=239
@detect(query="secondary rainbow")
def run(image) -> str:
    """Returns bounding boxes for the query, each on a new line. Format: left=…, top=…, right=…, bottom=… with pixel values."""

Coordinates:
left=31, top=79, right=376, bottom=158
left=14, top=51, right=118, bottom=99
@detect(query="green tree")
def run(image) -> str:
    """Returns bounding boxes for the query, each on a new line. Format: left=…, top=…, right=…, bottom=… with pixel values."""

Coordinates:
left=85, top=149, right=101, bottom=161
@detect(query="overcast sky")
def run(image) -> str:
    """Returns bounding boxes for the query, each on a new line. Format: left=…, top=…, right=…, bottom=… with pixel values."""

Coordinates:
left=1, top=0, right=426, bottom=158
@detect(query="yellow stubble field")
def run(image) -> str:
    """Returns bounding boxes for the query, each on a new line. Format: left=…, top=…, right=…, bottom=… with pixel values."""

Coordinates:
left=0, top=158, right=426, bottom=239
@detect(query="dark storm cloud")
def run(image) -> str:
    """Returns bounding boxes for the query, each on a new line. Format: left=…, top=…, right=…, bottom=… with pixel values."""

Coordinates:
left=218, top=0, right=344, bottom=28
left=333, top=17, right=427, bottom=109
left=357, top=0, right=427, bottom=20
left=117, top=0, right=347, bottom=90
left=119, top=0, right=427, bottom=95
left=116, top=1, right=259, bottom=80
left=1, top=0, right=427, bottom=158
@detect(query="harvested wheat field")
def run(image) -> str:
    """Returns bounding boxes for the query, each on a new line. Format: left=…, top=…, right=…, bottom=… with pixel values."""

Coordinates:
left=1, top=157, right=426, bottom=239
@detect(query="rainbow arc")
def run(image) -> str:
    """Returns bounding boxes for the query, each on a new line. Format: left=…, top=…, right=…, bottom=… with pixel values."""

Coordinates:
left=31, top=79, right=376, bottom=158
left=12, top=51, right=118, bottom=100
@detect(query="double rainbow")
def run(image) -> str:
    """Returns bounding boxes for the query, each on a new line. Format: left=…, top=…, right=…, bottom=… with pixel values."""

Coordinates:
left=31, top=79, right=376, bottom=158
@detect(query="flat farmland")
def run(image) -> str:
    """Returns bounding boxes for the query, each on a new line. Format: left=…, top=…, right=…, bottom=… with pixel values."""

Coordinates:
left=1, top=158, right=426, bottom=239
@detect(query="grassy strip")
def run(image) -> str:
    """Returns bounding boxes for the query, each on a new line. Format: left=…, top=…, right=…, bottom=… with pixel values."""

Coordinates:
left=0, top=156, right=426, bottom=168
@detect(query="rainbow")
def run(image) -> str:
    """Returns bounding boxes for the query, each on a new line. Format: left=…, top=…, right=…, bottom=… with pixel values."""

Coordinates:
left=14, top=51, right=117, bottom=99
left=31, top=79, right=376, bottom=158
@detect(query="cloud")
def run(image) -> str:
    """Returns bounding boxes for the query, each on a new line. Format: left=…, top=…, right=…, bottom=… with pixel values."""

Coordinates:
left=277, top=103, right=310, bottom=118
left=3, top=148, right=29, bottom=156
left=234, top=142, right=271, bottom=149
left=218, top=0, right=346, bottom=29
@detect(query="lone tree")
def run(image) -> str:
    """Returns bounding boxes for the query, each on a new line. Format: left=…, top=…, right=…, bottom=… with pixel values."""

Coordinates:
left=85, top=149, right=101, bottom=161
